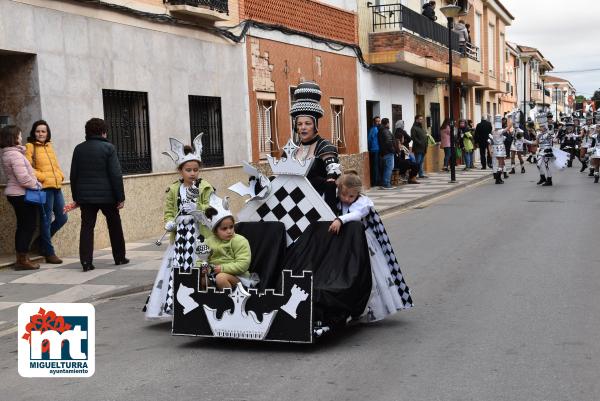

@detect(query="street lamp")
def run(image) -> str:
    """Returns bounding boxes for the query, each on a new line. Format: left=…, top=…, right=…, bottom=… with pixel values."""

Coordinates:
left=541, top=75, right=546, bottom=113
left=553, top=83, right=559, bottom=120
left=520, top=55, right=531, bottom=126
left=440, top=3, right=461, bottom=183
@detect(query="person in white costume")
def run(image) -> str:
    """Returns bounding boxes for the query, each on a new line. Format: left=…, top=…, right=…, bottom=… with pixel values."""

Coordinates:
left=328, top=170, right=412, bottom=322
left=488, top=115, right=507, bottom=184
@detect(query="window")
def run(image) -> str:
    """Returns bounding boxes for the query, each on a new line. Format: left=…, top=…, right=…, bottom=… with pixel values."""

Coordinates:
left=499, top=33, right=505, bottom=79
left=488, top=24, right=495, bottom=75
left=188, top=95, right=224, bottom=167
left=475, top=90, right=483, bottom=105
left=392, top=104, right=403, bottom=129
left=102, top=89, right=152, bottom=174
left=330, top=98, right=346, bottom=152
left=493, top=102, right=497, bottom=117
left=474, top=13, right=482, bottom=48
left=486, top=101, right=491, bottom=116
left=256, top=95, right=278, bottom=159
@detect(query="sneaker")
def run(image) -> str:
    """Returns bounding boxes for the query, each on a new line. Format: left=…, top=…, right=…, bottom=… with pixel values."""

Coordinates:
left=381, top=186, right=397, bottom=190
left=419, top=175, right=429, bottom=179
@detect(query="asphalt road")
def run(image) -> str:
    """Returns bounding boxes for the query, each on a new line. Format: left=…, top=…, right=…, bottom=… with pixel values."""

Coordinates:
left=2, top=166, right=599, bottom=401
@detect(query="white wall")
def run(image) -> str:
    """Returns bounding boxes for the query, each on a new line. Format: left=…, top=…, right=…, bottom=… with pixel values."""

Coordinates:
left=0, top=0, right=250, bottom=175
left=357, top=65, right=415, bottom=152
left=319, top=0, right=357, bottom=12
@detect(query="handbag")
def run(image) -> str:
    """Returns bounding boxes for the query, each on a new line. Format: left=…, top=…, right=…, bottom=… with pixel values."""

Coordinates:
left=25, top=185, right=46, bottom=205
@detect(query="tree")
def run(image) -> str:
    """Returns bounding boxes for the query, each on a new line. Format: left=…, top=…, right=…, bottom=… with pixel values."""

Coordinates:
left=592, top=89, right=600, bottom=109
left=575, top=95, right=587, bottom=103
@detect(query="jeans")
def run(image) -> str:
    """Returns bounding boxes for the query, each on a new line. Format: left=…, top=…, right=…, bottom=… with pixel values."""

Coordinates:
left=381, top=153, right=395, bottom=187
left=80, top=204, right=126, bottom=265
left=369, top=151, right=381, bottom=186
left=415, top=152, right=426, bottom=177
left=39, top=188, right=68, bottom=256
left=443, top=147, right=451, bottom=168
left=464, top=151, right=473, bottom=168
left=7, top=195, right=38, bottom=253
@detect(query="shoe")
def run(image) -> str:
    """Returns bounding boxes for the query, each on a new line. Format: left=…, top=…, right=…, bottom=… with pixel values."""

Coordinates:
left=536, top=175, right=546, bottom=185
left=14, top=253, right=40, bottom=270
left=503, top=172, right=509, bottom=179
left=567, top=160, right=572, bottom=168
left=481, top=167, right=487, bottom=170
left=381, top=186, right=397, bottom=190
left=588, top=169, right=595, bottom=177
left=82, top=262, right=95, bottom=272
left=408, top=178, right=420, bottom=184
left=115, top=257, right=130, bottom=266
left=542, top=177, right=553, bottom=186
left=521, top=166, right=526, bottom=174
left=45, top=255, right=63, bottom=264
left=580, top=162, right=588, bottom=173
left=494, top=172, right=503, bottom=184
left=442, top=167, right=449, bottom=172
left=419, top=175, right=429, bottom=179
left=595, top=175, right=599, bottom=183
left=509, top=167, right=515, bottom=174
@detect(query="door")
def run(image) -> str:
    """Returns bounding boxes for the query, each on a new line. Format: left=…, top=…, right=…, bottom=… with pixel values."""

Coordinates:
left=430, top=103, right=441, bottom=142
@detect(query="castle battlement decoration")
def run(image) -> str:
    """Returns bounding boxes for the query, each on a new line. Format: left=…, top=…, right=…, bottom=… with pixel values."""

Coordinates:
left=172, top=268, right=313, bottom=343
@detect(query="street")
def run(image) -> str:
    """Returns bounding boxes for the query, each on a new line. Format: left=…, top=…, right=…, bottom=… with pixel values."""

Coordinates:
left=2, top=166, right=599, bottom=401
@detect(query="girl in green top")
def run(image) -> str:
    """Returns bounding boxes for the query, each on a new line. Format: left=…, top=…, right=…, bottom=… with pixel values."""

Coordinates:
left=202, top=202, right=256, bottom=290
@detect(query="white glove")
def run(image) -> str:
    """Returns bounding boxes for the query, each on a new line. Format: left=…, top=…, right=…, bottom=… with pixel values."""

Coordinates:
left=164, top=221, right=176, bottom=232
left=182, top=202, right=197, bottom=213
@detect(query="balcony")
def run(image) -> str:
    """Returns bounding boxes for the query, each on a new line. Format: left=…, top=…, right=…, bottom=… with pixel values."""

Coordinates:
left=166, top=0, right=229, bottom=21
left=366, top=3, right=461, bottom=78
left=460, top=42, right=481, bottom=85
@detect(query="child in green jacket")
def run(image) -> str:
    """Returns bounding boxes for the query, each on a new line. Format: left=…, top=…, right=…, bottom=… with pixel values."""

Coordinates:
left=202, top=200, right=256, bottom=290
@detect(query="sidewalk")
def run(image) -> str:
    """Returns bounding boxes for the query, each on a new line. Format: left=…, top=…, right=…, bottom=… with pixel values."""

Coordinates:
left=366, top=168, right=491, bottom=215
left=0, top=168, right=491, bottom=332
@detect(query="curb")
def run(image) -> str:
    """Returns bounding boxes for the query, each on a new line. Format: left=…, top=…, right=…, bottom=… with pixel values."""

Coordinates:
left=377, top=173, right=492, bottom=217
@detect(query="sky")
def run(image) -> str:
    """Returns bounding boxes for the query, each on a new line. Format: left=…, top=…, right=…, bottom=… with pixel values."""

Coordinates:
left=501, top=0, right=600, bottom=98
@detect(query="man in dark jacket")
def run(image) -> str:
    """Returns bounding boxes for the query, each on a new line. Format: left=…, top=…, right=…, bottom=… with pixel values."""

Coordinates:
left=378, top=118, right=396, bottom=189
left=70, top=118, right=128, bottom=271
left=411, top=115, right=429, bottom=178
left=422, top=1, right=437, bottom=21
left=474, top=116, right=493, bottom=170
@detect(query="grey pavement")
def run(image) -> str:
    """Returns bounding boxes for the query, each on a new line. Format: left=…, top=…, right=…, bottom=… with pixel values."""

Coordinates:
left=2, top=165, right=600, bottom=401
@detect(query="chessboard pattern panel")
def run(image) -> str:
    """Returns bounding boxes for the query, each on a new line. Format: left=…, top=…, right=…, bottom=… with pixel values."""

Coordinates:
left=238, top=176, right=336, bottom=246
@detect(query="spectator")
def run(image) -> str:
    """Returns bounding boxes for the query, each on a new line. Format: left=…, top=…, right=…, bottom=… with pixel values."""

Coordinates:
left=1, top=125, right=41, bottom=270
left=474, top=116, right=493, bottom=170
left=25, top=120, right=67, bottom=264
left=368, top=116, right=381, bottom=186
left=70, top=118, right=128, bottom=272
left=440, top=119, right=451, bottom=172
left=465, top=23, right=472, bottom=43
left=394, top=120, right=420, bottom=184
left=453, top=20, right=469, bottom=53
left=378, top=118, right=396, bottom=189
left=458, top=119, right=475, bottom=169
left=422, top=1, right=437, bottom=21
left=411, top=115, right=429, bottom=178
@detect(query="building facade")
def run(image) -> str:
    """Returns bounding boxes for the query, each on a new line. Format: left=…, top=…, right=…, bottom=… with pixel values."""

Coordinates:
left=0, top=0, right=253, bottom=256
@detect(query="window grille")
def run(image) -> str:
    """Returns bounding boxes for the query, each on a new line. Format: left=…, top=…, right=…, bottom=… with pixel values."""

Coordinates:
left=188, top=95, right=224, bottom=167
left=330, top=102, right=345, bottom=152
left=257, top=99, right=277, bottom=159
left=102, top=89, right=152, bottom=175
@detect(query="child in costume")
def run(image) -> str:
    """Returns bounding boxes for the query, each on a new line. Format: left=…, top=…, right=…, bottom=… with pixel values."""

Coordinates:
left=200, top=196, right=257, bottom=290
left=328, top=170, right=412, bottom=322
left=488, top=115, right=507, bottom=184
left=143, top=135, right=214, bottom=320
left=589, top=127, right=600, bottom=183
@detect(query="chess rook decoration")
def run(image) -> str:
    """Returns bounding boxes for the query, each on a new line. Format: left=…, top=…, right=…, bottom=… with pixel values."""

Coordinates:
left=280, top=284, right=309, bottom=319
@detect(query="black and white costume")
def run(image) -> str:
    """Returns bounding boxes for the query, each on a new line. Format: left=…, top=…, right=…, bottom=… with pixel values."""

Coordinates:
left=337, top=195, right=412, bottom=322
left=289, top=81, right=341, bottom=211
left=488, top=115, right=506, bottom=184
left=535, top=114, right=568, bottom=186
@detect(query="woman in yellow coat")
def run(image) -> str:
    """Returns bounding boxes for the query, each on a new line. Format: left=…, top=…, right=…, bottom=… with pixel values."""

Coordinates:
left=25, top=120, right=67, bottom=264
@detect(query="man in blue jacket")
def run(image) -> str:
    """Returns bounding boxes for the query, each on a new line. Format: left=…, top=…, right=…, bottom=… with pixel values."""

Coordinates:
left=70, top=118, right=128, bottom=272
left=368, top=116, right=381, bottom=186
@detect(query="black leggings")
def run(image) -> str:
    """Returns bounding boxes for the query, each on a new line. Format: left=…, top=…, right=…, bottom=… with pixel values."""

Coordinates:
left=7, top=195, right=38, bottom=253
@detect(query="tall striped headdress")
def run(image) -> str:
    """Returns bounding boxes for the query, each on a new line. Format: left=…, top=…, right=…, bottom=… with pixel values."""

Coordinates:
left=290, top=81, right=324, bottom=129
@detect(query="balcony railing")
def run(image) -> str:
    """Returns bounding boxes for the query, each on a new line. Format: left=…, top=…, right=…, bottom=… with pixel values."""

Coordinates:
left=463, top=42, right=479, bottom=61
left=369, top=3, right=459, bottom=51
left=166, top=0, right=228, bottom=15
